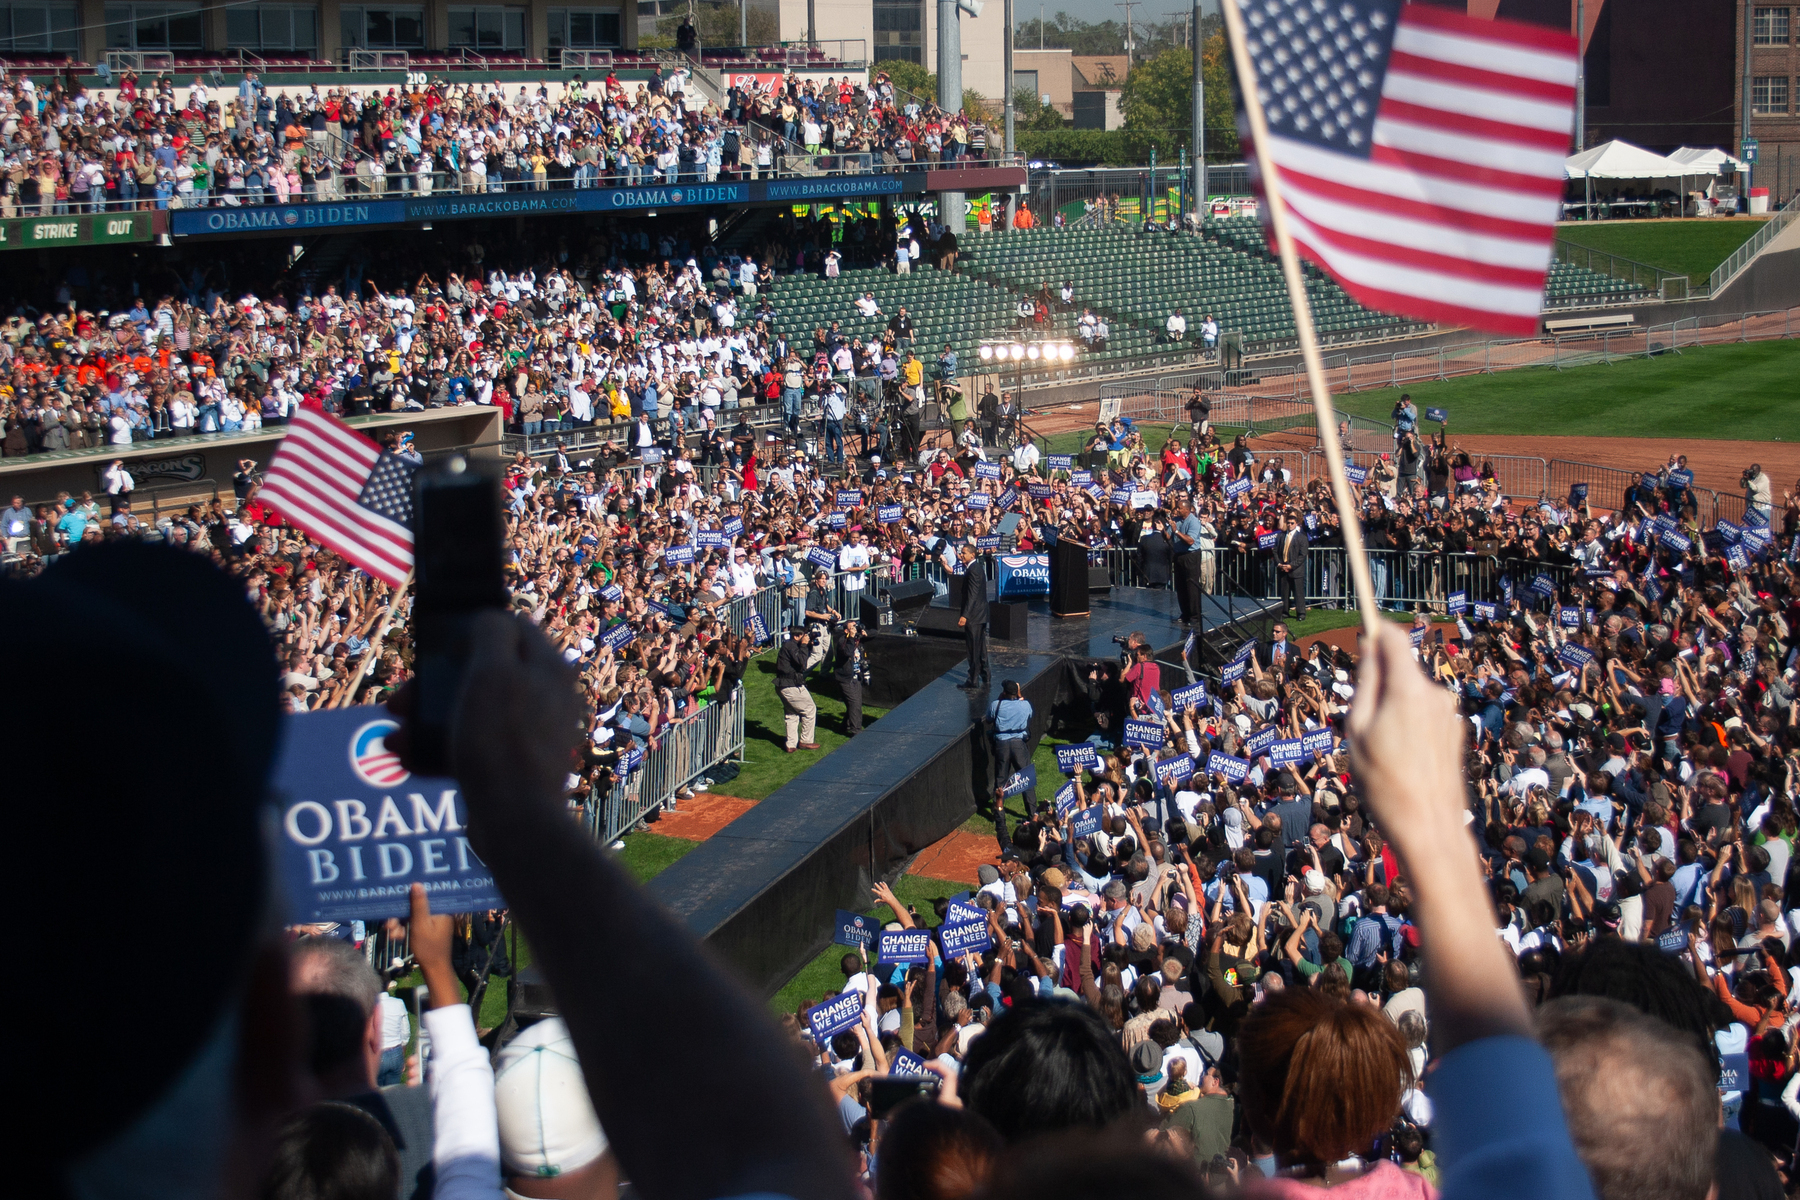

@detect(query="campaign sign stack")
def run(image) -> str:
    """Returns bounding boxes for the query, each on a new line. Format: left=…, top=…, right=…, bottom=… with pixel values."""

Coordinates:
left=274, top=706, right=505, bottom=921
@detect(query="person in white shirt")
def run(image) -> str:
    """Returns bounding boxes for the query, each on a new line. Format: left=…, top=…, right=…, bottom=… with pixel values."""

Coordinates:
left=838, top=532, right=872, bottom=593
left=1166, top=311, right=1187, bottom=341
left=1011, top=438, right=1040, bottom=475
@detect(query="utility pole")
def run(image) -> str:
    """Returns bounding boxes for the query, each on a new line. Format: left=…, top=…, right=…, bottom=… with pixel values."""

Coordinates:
left=1572, top=0, right=1584, bottom=151
left=1004, top=0, right=1016, bottom=227
left=1743, top=0, right=1755, bottom=202
left=807, top=0, right=816, bottom=48
left=1191, top=0, right=1204, bottom=217
left=1117, top=0, right=1138, bottom=64
left=739, top=0, right=747, bottom=49
left=939, top=0, right=964, bottom=231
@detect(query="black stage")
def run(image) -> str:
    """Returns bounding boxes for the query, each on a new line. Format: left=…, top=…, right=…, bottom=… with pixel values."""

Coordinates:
left=645, top=587, right=1281, bottom=996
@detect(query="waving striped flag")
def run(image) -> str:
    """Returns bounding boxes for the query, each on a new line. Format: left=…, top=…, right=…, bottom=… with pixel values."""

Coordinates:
left=1239, top=0, right=1578, bottom=336
left=258, top=408, right=415, bottom=586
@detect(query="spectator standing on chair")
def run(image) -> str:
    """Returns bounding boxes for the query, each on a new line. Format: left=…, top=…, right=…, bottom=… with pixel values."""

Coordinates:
left=1275, top=510, right=1308, bottom=620
left=775, top=624, right=821, bottom=753
left=956, top=543, right=989, bottom=690
left=987, top=680, right=1034, bottom=852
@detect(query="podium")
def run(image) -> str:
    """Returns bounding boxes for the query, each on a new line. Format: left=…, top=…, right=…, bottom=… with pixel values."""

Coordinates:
left=1049, top=538, right=1091, bottom=618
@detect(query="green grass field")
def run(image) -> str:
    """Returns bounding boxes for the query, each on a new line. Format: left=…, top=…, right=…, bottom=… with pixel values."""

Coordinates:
left=1556, top=218, right=1765, bottom=287
left=1330, top=339, right=1800, bottom=441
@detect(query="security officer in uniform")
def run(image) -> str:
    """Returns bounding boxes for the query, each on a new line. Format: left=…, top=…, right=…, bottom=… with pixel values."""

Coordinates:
left=956, top=543, right=989, bottom=690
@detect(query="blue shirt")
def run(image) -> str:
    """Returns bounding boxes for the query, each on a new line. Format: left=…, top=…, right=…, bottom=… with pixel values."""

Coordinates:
left=989, top=697, right=1032, bottom=741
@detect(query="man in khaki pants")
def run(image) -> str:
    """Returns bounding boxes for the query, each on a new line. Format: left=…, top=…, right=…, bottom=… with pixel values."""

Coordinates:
left=776, top=624, right=821, bottom=753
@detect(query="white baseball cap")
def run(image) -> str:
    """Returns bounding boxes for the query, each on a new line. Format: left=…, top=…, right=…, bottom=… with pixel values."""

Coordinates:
left=493, top=1018, right=609, bottom=1178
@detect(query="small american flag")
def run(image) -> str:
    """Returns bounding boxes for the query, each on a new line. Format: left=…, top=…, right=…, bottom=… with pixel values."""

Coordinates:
left=1239, top=0, right=1578, bottom=335
left=258, top=409, right=415, bottom=586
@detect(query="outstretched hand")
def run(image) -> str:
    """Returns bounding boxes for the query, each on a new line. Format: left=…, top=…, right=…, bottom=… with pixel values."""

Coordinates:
left=1346, top=620, right=1466, bottom=867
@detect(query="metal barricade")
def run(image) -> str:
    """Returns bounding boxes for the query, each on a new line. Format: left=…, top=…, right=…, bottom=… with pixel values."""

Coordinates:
left=585, top=685, right=746, bottom=845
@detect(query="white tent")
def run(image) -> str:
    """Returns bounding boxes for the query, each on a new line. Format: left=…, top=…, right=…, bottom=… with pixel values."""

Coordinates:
left=1564, top=139, right=1686, bottom=180
left=1667, top=146, right=1748, bottom=174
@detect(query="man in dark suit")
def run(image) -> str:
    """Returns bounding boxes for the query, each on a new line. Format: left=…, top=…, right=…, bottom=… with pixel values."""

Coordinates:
left=956, top=543, right=989, bottom=690
left=1274, top=512, right=1308, bottom=620
left=1137, top=515, right=1172, bottom=587
left=1257, top=621, right=1297, bottom=673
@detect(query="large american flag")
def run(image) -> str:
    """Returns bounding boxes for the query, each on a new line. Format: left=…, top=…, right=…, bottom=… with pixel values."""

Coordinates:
left=1239, top=0, right=1578, bottom=336
left=258, top=408, right=416, bottom=586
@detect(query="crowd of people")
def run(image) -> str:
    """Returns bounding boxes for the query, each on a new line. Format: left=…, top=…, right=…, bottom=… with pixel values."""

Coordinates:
left=0, top=59, right=997, bottom=214
left=7, top=187, right=1800, bottom=1200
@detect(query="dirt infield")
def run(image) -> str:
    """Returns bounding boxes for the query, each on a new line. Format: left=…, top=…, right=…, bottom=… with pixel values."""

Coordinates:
left=1246, top=433, right=1800, bottom=498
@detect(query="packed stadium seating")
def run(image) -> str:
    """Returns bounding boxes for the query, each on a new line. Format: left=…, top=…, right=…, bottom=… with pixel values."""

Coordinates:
left=958, top=220, right=1434, bottom=348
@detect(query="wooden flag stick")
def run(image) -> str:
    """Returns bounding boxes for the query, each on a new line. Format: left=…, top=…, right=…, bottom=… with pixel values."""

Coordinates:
left=1218, top=0, right=1383, bottom=635
left=333, top=569, right=415, bottom=709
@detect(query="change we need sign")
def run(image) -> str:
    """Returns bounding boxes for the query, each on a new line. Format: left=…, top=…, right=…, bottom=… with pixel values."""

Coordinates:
left=274, top=706, right=503, bottom=921
left=805, top=989, right=865, bottom=1042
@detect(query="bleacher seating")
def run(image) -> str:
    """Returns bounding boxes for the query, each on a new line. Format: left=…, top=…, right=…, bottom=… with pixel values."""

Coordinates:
left=1543, top=259, right=1652, bottom=306
left=765, top=263, right=1162, bottom=376
left=958, top=220, right=1431, bottom=350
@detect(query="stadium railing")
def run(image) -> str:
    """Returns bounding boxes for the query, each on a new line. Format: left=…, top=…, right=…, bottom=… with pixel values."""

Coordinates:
left=584, top=682, right=746, bottom=845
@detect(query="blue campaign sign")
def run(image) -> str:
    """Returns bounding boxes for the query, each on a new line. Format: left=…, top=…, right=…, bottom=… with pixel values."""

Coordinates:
left=1155, top=753, right=1196, bottom=785
left=664, top=543, right=696, bottom=564
left=1745, top=506, right=1769, bottom=528
left=1727, top=545, right=1749, bottom=572
left=1069, top=806, right=1105, bottom=840
left=804, top=990, right=865, bottom=1042
left=1110, top=488, right=1134, bottom=506
left=620, top=744, right=643, bottom=774
left=1046, top=454, right=1073, bottom=470
left=1000, top=763, right=1037, bottom=797
left=807, top=547, right=839, bottom=572
left=1054, top=781, right=1078, bottom=817
left=976, top=535, right=1001, bottom=551
left=1070, top=470, right=1093, bottom=485
left=973, top=461, right=1001, bottom=481
left=1501, top=575, right=1515, bottom=601
left=1084, top=484, right=1105, bottom=501
left=1246, top=725, right=1278, bottom=756
left=834, top=908, right=879, bottom=948
left=1221, top=659, right=1247, bottom=684
left=1207, top=751, right=1251, bottom=782
left=1027, top=482, right=1054, bottom=499
left=1225, top=477, right=1252, bottom=498
left=1716, top=520, right=1742, bottom=543
left=602, top=623, right=638, bottom=652
left=1641, top=472, right=1661, bottom=490
left=890, top=1049, right=931, bottom=1078
left=744, top=613, right=771, bottom=645
left=939, top=918, right=993, bottom=958
left=1667, top=469, right=1693, bottom=489
left=879, top=504, right=904, bottom=524
left=696, top=527, right=725, bottom=548
left=1530, top=573, right=1556, bottom=597
left=722, top=517, right=745, bottom=538
left=1425, top=407, right=1448, bottom=423
left=879, top=929, right=933, bottom=964
left=1124, top=720, right=1164, bottom=748
left=1447, top=590, right=1467, bottom=615
left=997, top=488, right=1019, bottom=510
left=600, top=583, right=624, bottom=602
left=1473, top=600, right=1498, bottom=621
left=1270, top=737, right=1307, bottom=765
left=1302, top=727, right=1335, bottom=756
left=967, top=492, right=991, bottom=510
left=1172, top=681, right=1208, bottom=710
left=1345, top=463, right=1369, bottom=485
left=273, top=707, right=503, bottom=922
left=1569, top=482, right=1588, bottom=503
left=997, top=552, right=1051, bottom=598
left=1233, top=640, right=1257, bottom=664
left=1257, top=531, right=1278, bottom=549
left=1410, top=627, right=1426, bottom=647
left=945, top=901, right=987, bottom=929
left=172, top=199, right=406, bottom=237
left=827, top=512, right=848, bottom=530
left=1662, top=529, right=1692, bottom=552
left=1558, top=643, right=1596, bottom=669
left=1054, top=743, right=1099, bottom=776
left=836, top=489, right=865, bottom=508
left=1559, top=605, right=1582, bottom=627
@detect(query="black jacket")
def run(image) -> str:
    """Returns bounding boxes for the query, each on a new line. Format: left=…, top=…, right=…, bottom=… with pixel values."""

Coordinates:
left=775, top=636, right=810, bottom=691
left=1138, top=530, right=1172, bottom=586
left=960, top=559, right=988, bottom=625
left=1274, top=528, right=1308, bottom=568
